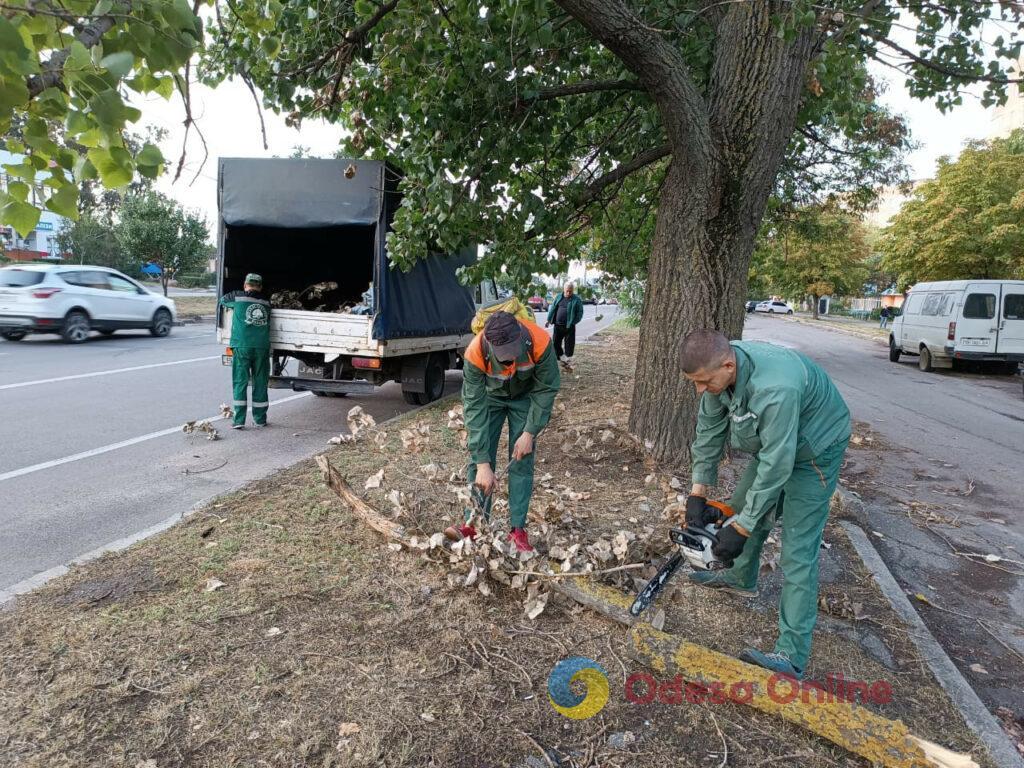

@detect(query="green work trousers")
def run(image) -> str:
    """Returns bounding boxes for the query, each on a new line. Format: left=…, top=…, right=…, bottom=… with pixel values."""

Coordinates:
left=724, top=438, right=849, bottom=669
left=232, top=347, right=270, bottom=427
left=466, top=394, right=535, bottom=529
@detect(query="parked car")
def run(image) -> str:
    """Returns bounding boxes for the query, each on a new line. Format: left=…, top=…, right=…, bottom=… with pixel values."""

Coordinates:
left=527, top=295, right=549, bottom=312
left=755, top=300, right=794, bottom=315
left=889, top=280, right=1024, bottom=373
left=745, top=300, right=763, bottom=313
left=0, top=264, right=177, bottom=343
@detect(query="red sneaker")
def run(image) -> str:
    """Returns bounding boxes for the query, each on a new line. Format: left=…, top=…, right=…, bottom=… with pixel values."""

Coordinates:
left=510, top=527, right=534, bottom=553
left=444, top=523, right=477, bottom=542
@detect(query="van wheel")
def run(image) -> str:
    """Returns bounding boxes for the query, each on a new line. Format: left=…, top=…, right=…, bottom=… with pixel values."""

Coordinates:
left=996, top=361, right=1019, bottom=375
left=61, top=310, right=90, bottom=343
left=919, top=346, right=934, bottom=372
left=889, top=337, right=901, bottom=362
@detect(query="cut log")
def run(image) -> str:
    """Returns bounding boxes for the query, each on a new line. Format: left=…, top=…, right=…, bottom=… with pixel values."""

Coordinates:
left=626, top=623, right=975, bottom=768
left=316, top=454, right=408, bottom=541
left=316, top=455, right=978, bottom=768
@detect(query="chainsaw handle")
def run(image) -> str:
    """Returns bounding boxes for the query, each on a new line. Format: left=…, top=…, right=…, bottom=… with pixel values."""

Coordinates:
left=706, top=500, right=734, bottom=522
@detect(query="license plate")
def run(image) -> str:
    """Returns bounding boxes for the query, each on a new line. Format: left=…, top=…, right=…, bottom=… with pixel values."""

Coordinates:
left=221, top=354, right=232, bottom=365
left=960, top=338, right=990, bottom=347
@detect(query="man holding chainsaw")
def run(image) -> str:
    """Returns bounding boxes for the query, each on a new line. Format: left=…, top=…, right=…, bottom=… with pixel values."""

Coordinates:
left=451, top=311, right=561, bottom=552
left=681, top=330, right=850, bottom=679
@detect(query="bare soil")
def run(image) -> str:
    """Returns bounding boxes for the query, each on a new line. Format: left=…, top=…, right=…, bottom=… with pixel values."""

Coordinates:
left=0, top=325, right=990, bottom=768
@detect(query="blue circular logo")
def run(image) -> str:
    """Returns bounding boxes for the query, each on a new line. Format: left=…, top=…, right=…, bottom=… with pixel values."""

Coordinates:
left=547, top=656, right=610, bottom=719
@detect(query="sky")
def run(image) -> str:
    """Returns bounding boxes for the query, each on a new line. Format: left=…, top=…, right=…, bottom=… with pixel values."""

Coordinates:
left=135, top=53, right=1006, bottom=234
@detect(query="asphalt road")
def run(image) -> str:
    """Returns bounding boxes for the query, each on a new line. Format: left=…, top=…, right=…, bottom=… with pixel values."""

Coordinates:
left=744, top=313, right=1024, bottom=711
left=0, top=306, right=617, bottom=595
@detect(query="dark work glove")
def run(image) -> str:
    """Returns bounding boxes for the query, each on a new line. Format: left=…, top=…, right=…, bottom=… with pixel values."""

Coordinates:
left=685, top=495, right=719, bottom=528
left=712, top=524, right=748, bottom=568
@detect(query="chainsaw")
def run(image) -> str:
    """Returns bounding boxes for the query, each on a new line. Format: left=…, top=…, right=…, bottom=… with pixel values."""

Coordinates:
left=629, top=500, right=736, bottom=617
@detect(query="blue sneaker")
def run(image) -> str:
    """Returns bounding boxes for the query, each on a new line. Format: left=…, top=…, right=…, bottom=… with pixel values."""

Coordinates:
left=686, top=570, right=758, bottom=598
left=739, top=648, right=803, bottom=679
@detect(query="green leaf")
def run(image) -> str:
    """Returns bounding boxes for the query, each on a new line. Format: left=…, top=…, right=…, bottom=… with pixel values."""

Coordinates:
left=0, top=79, right=29, bottom=111
left=0, top=17, right=30, bottom=67
left=88, top=89, right=131, bottom=130
left=34, top=87, right=68, bottom=120
left=45, top=185, right=80, bottom=220
left=136, top=142, right=164, bottom=167
left=92, top=0, right=114, bottom=15
left=74, top=156, right=98, bottom=182
left=0, top=196, right=42, bottom=237
left=261, top=36, right=281, bottom=58
left=100, top=50, right=135, bottom=78
left=6, top=181, right=29, bottom=202
left=87, top=146, right=133, bottom=187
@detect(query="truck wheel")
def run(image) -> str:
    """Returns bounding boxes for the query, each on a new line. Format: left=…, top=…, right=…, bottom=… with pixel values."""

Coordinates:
left=420, top=354, right=447, bottom=403
left=889, top=337, right=901, bottom=362
left=402, top=391, right=421, bottom=405
left=918, top=346, right=934, bottom=372
left=61, top=310, right=90, bottom=343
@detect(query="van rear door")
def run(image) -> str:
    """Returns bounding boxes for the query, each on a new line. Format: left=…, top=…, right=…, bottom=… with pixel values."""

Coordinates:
left=996, top=282, right=1024, bottom=357
left=956, top=283, right=1000, bottom=354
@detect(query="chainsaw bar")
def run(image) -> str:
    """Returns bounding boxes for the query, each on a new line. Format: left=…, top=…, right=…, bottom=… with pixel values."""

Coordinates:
left=629, top=551, right=684, bottom=616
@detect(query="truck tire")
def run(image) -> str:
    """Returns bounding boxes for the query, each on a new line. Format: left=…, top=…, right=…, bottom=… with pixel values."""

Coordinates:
left=889, top=337, right=901, bottom=362
left=918, top=345, right=934, bottom=372
left=403, top=354, right=447, bottom=405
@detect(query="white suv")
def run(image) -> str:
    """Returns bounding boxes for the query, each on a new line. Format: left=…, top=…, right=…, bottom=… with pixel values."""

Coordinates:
left=0, top=264, right=177, bottom=343
left=755, top=300, right=794, bottom=315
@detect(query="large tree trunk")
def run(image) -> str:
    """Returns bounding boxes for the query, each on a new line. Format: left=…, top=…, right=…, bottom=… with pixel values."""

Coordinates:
left=627, top=2, right=818, bottom=464
left=812, top=294, right=820, bottom=319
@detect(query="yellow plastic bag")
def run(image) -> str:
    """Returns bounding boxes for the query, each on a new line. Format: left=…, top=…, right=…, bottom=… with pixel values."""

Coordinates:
left=471, top=297, right=536, bottom=334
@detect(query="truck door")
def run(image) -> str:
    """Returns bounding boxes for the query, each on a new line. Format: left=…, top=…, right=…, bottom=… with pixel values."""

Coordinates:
left=957, top=283, right=999, bottom=355
left=996, top=283, right=1024, bottom=357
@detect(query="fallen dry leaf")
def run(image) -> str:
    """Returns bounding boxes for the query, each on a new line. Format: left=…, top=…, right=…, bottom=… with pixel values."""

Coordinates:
left=203, top=578, right=226, bottom=592
left=338, top=722, right=361, bottom=737
left=364, top=468, right=385, bottom=489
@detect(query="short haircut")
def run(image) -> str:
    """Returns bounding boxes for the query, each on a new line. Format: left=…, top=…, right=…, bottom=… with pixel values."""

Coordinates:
left=679, top=330, right=733, bottom=374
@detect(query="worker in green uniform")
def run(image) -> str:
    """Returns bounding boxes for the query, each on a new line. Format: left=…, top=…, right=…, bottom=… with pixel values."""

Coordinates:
left=450, top=311, right=561, bottom=553
left=220, top=273, right=272, bottom=429
left=680, top=329, right=851, bottom=679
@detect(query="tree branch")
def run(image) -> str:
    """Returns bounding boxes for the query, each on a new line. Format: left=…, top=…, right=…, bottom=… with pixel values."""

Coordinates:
left=25, top=2, right=126, bottom=98
left=534, top=79, right=642, bottom=101
left=553, top=0, right=712, bottom=166
left=576, top=144, right=671, bottom=205
left=867, top=31, right=1024, bottom=84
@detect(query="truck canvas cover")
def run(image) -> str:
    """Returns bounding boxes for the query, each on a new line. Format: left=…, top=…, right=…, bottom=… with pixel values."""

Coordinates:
left=218, top=158, right=476, bottom=340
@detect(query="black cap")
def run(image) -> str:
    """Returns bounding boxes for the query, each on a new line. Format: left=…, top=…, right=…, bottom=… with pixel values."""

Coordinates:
left=484, top=311, right=524, bottom=362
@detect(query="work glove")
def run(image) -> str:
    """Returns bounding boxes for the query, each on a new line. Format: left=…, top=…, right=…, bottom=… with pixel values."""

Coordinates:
left=712, top=524, right=748, bottom=568
left=685, top=495, right=719, bottom=528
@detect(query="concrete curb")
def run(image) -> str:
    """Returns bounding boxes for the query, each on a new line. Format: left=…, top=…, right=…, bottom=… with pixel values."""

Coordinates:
left=840, top=520, right=1024, bottom=768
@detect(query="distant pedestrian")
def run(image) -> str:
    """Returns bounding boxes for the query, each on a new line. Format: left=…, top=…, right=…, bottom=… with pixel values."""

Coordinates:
left=545, top=282, right=584, bottom=367
left=220, top=273, right=271, bottom=429
left=879, top=305, right=891, bottom=329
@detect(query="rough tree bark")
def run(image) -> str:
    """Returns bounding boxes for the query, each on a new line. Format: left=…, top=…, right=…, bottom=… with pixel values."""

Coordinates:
left=557, top=0, right=820, bottom=463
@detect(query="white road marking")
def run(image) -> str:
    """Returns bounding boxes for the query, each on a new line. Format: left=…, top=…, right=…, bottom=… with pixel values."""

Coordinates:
left=0, top=391, right=312, bottom=483
left=0, top=355, right=221, bottom=391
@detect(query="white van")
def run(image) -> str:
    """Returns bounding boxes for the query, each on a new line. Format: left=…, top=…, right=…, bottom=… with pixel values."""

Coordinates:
left=889, top=280, right=1024, bottom=373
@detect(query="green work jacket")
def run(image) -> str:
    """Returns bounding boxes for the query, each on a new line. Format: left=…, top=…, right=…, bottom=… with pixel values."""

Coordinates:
left=220, top=291, right=271, bottom=349
left=690, top=341, right=851, bottom=531
left=462, top=322, right=561, bottom=464
left=546, top=293, right=584, bottom=329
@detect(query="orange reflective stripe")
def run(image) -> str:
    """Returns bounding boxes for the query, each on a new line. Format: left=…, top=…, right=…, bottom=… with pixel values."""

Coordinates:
left=524, top=321, right=551, bottom=362
left=464, top=333, right=488, bottom=372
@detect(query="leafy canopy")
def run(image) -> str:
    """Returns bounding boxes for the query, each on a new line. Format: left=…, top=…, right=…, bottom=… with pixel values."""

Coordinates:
left=201, top=0, right=1020, bottom=286
left=879, top=130, right=1024, bottom=286
left=752, top=203, right=871, bottom=300
left=0, top=0, right=202, bottom=236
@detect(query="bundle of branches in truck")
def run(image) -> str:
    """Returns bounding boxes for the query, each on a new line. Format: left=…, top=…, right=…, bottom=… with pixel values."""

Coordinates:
left=270, top=280, right=373, bottom=315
